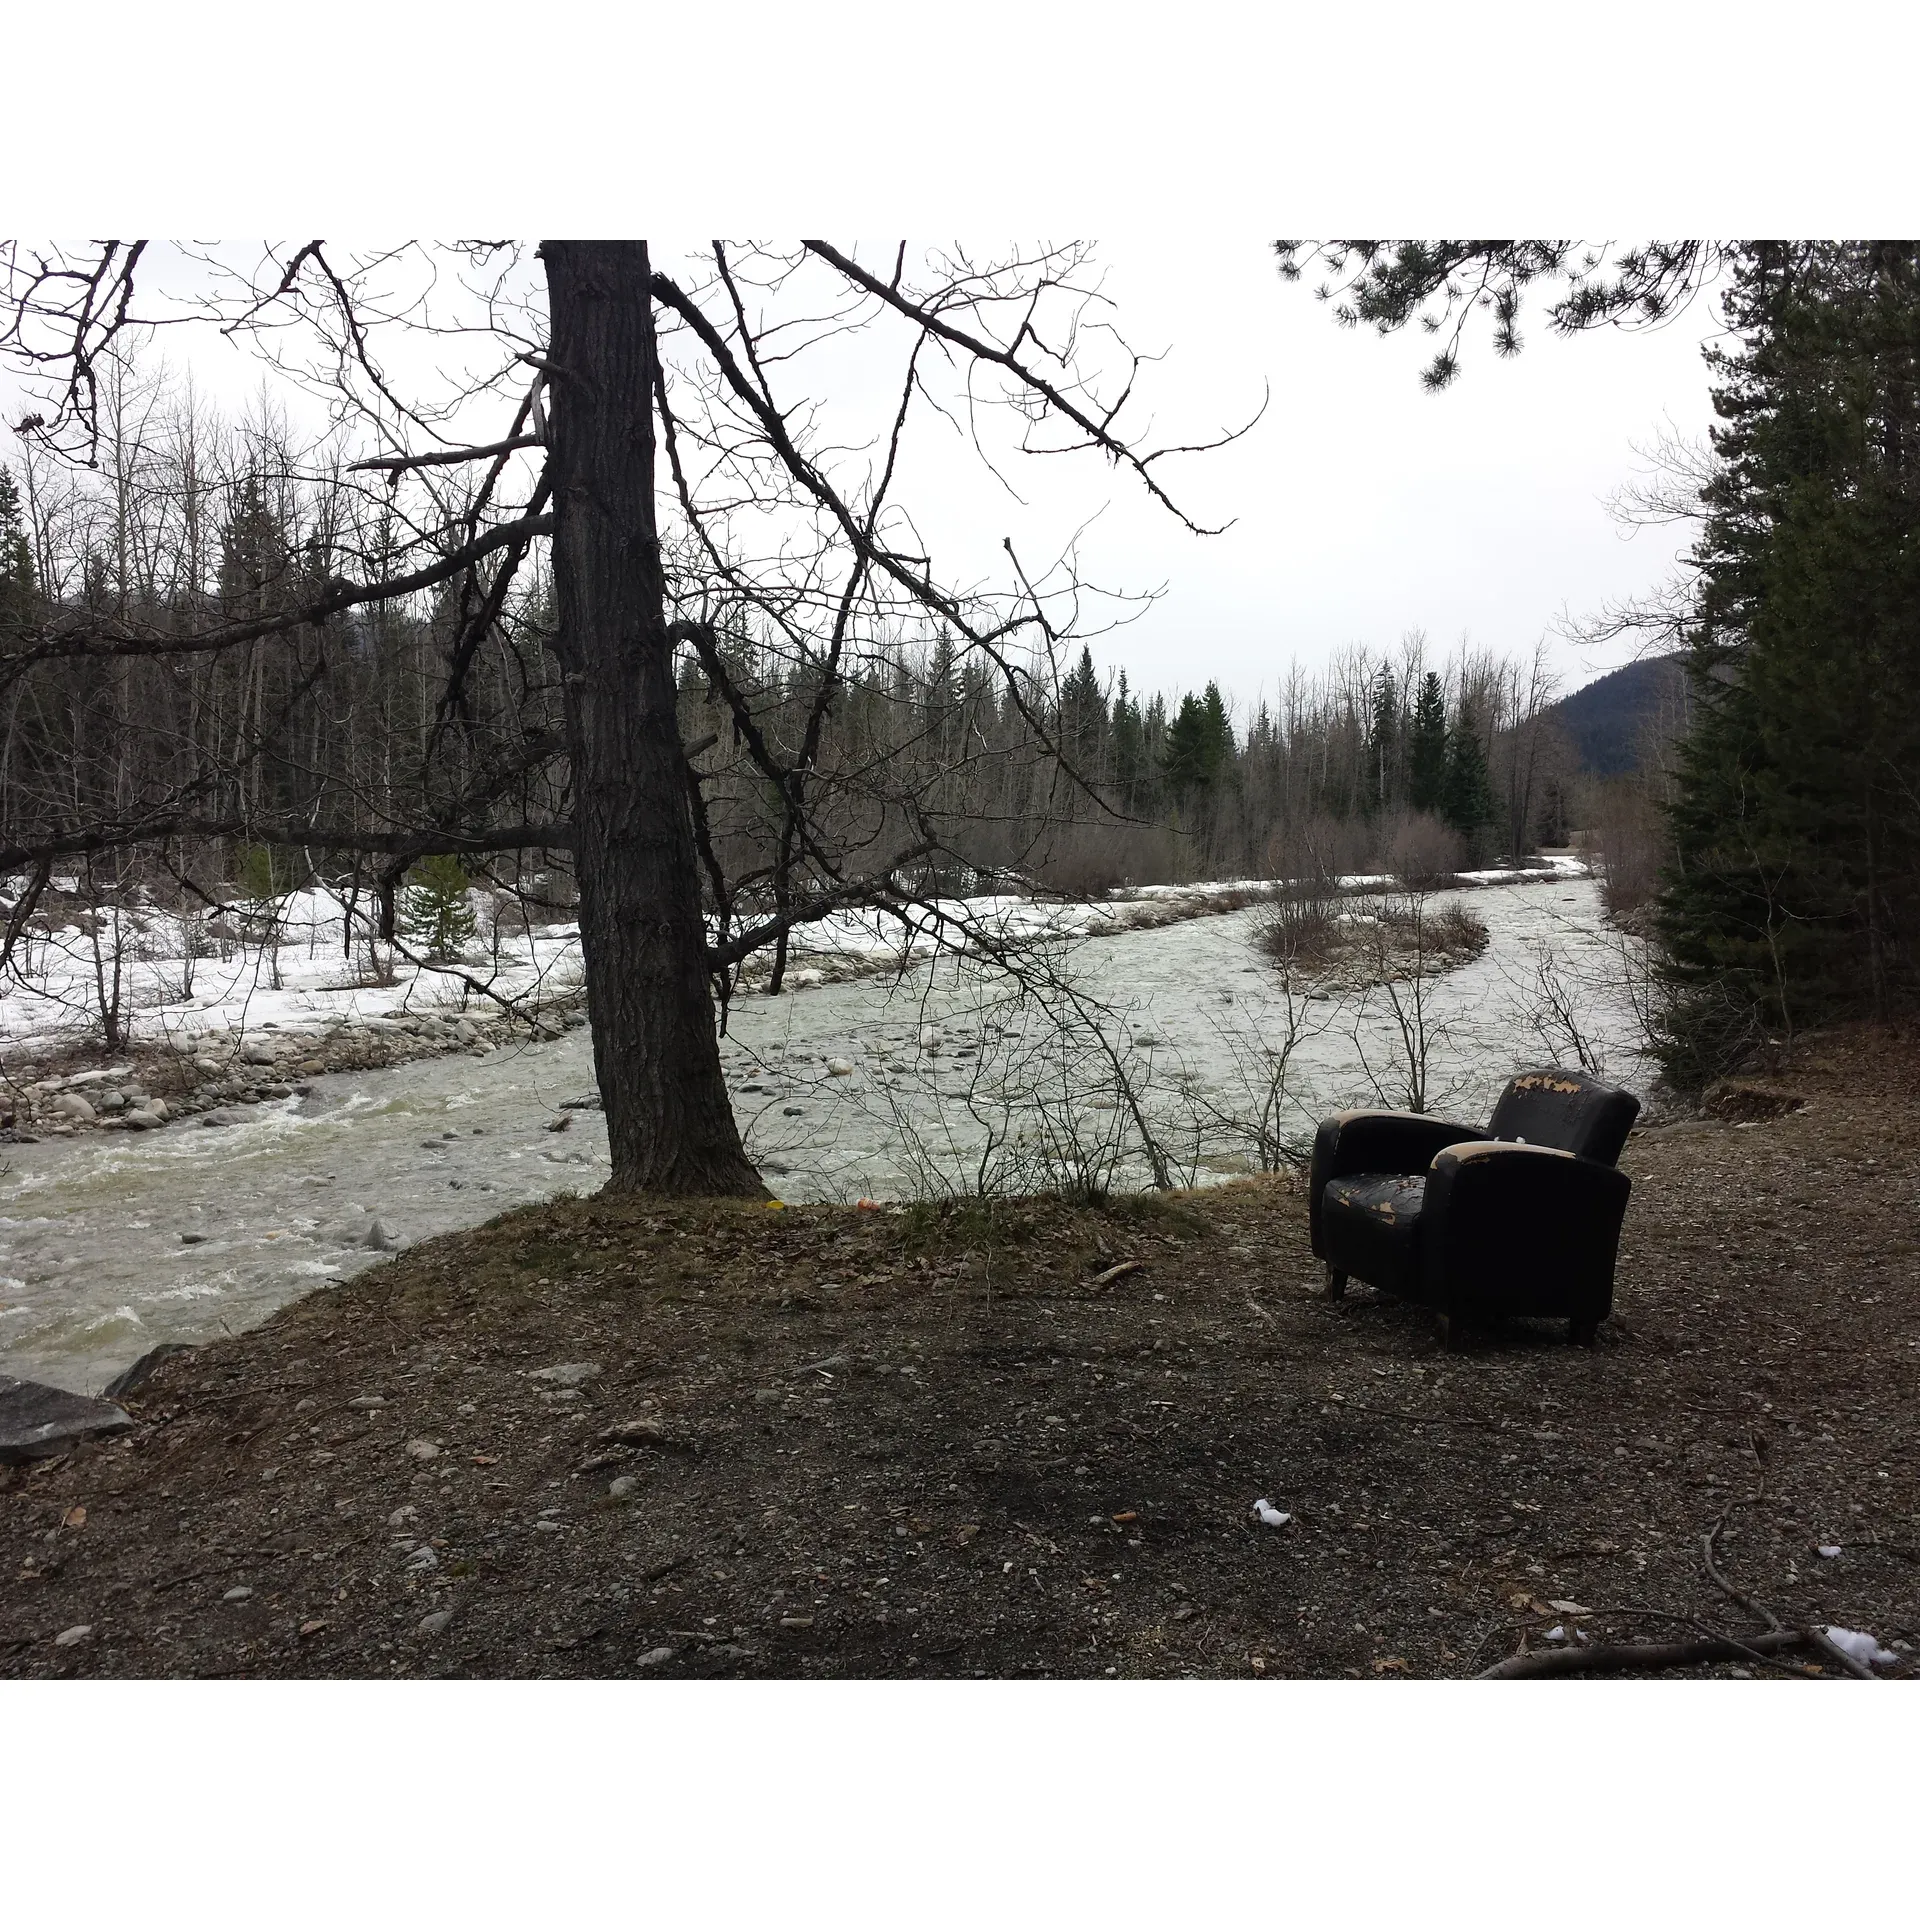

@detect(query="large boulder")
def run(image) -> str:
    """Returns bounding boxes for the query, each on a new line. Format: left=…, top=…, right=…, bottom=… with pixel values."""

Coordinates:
left=0, top=1375, right=134, bottom=1463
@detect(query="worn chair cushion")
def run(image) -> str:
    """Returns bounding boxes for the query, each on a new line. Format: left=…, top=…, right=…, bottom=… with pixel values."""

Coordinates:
left=1320, top=1172, right=1427, bottom=1299
left=1487, top=1070, right=1639, bottom=1167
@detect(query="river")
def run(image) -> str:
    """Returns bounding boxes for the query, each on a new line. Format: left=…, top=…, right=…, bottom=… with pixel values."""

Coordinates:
left=0, top=877, right=1645, bottom=1393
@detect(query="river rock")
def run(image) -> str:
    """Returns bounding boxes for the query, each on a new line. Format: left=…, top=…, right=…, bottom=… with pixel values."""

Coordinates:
left=54, top=1625, right=93, bottom=1648
left=104, top=1343, right=195, bottom=1399
left=47, top=1092, right=96, bottom=1123
left=0, top=1375, right=135, bottom=1462
left=529, top=1362, right=600, bottom=1387
left=363, top=1218, right=400, bottom=1251
left=239, top=1040, right=280, bottom=1066
left=416, top=1609, right=454, bottom=1637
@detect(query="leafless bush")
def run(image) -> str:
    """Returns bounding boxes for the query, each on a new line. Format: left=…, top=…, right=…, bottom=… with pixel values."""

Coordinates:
left=1344, top=891, right=1481, bottom=1112
left=1254, top=884, right=1344, bottom=972
left=1385, top=810, right=1467, bottom=889
left=1196, top=977, right=1338, bottom=1171
left=1264, top=811, right=1371, bottom=888
left=1589, top=778, right=1667, bottom=922
left=1417, top=899, right=1491, bottom=965
left=1498, top=944, right=1608, bottom=1077
left=1030, top=823, right=1184, bottom=896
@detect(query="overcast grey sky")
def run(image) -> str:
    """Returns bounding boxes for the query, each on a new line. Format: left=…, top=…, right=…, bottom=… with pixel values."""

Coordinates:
left=907, top=237, right=1725, bottom=712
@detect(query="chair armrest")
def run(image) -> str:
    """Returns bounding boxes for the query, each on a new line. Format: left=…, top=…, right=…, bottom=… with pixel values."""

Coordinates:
left=1309, top=1110, right=1488, bottom=1258
left=1421, top=1141, right=1631, bottom=1318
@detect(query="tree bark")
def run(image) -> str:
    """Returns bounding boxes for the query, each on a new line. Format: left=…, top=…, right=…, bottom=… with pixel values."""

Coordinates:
left=541, top=240, right=766, bottom=1197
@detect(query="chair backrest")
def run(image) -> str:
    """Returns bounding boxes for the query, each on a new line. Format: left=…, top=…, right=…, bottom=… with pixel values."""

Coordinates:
left=1488, top=1069, right=1640, bottom=1166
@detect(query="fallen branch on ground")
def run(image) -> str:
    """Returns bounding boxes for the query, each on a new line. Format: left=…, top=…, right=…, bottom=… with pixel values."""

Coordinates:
left=1475, top=1627, right=1817, bottom=1679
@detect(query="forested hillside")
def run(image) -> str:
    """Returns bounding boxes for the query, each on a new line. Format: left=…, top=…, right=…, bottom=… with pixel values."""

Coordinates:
left=1547, top=655, right=1686, bottom=777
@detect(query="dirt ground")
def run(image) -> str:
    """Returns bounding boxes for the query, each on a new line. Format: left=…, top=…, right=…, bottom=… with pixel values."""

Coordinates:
left=6, top=1025, right=1918, bottom=1681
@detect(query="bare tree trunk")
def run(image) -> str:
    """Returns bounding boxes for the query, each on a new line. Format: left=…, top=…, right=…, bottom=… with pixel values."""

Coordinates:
left=542, top=240, right=765, bottom=1197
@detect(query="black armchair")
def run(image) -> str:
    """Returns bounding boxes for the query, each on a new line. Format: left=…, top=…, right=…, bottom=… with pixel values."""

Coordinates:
left=1308, top=1070, right=1639, bottom=1345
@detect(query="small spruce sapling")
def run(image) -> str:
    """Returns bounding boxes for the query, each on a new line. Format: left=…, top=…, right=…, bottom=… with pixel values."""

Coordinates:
left=399, top=855, right=477, bottom=961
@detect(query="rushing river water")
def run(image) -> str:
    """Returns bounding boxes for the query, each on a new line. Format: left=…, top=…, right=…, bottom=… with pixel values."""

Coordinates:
left=0, top=878, right=1645, bottom=1393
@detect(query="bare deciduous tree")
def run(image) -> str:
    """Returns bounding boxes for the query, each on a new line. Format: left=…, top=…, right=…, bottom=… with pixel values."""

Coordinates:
left=3, top=239, right=1253, bottom=1193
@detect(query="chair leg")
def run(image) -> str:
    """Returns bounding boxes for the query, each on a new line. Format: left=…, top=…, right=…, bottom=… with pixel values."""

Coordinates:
left=1569, top=1318, right=1598, bottom=1348
left=1323, top=1264, right=1347, bottom=1300
left=1437, top=1312, right=1461, bottom=1352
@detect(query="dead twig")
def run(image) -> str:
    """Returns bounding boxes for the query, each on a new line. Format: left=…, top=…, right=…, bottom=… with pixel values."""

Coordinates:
left=1703, top=1499, right=1782, bottom=1632
left=1475, top=1626, right=1818, bottom=1679
left=1081, top=1260, right=1145, bottom=1294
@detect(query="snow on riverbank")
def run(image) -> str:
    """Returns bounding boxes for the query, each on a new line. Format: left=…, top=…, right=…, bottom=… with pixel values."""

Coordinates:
left=0, top=857, right=1588, bottom=1067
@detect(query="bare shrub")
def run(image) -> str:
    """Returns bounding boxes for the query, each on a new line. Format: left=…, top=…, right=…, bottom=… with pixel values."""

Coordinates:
left=1030, top=823, right=1184, bottom=897
left=1344, top=891, right=1486, bottom=1112
left=1385, top=810, right=1466, bottom=890
left=1589, top=779, right=1667, bottom=921
left=1264, top=812, right=1371, bottom=888
left=1418, top=898, right=1491, bottom=965
left=1254, top=884, right=1343, bottom=972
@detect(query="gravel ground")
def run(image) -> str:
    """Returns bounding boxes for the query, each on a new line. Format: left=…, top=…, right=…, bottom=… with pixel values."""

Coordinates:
left=6, top=1024, right=1917, bottom=1681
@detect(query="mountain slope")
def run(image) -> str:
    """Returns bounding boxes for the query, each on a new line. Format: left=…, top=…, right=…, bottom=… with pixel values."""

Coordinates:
left=1550, top=655, right=1686, bottom=778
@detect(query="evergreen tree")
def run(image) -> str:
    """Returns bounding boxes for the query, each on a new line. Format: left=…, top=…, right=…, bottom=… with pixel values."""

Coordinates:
left=0, top=465, right=36, bottom=639
left=1161, top=692, right=1216, bottom=797
left=1657, top=242, right=1920, bottom=1076
left=1441, top=714, right=1495, bottom=839
left=1366, top=665, right=1398, bottom=814
left=1407, top=670, right=1448, bottom=811
left=399, top=854, right=479, bottom=960
left=1163, top=682, right=1235, bottom=800
left=1109, top=670, right=1149, bottom=808
left=1059, top=643, right=1108, bottom=772
left=1201, top=681, right=1236, bottom=781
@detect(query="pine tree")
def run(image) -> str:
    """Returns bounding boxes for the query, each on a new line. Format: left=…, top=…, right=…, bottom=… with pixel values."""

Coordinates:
left=1656, top=242, right=1920, bottom=1077
left=1407, top=670, right=1448, bottom=812
left=1059, top=643, right=1108, bottom=773
left=0, top=465, right=36, bottom=639
left=1161, top=692, right=1216, bottom=798
left=1201, top=681, right=1236, bottom=783
left=1163, top=682, right=1235, bottom=801
left=1109, top=670, right=1149, bottom=808
left=1441, top=715, right=1495, bottom=840
left=399, top=854, right=478, bottom=960
left=1367, top=665, right=1398, bottom=814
